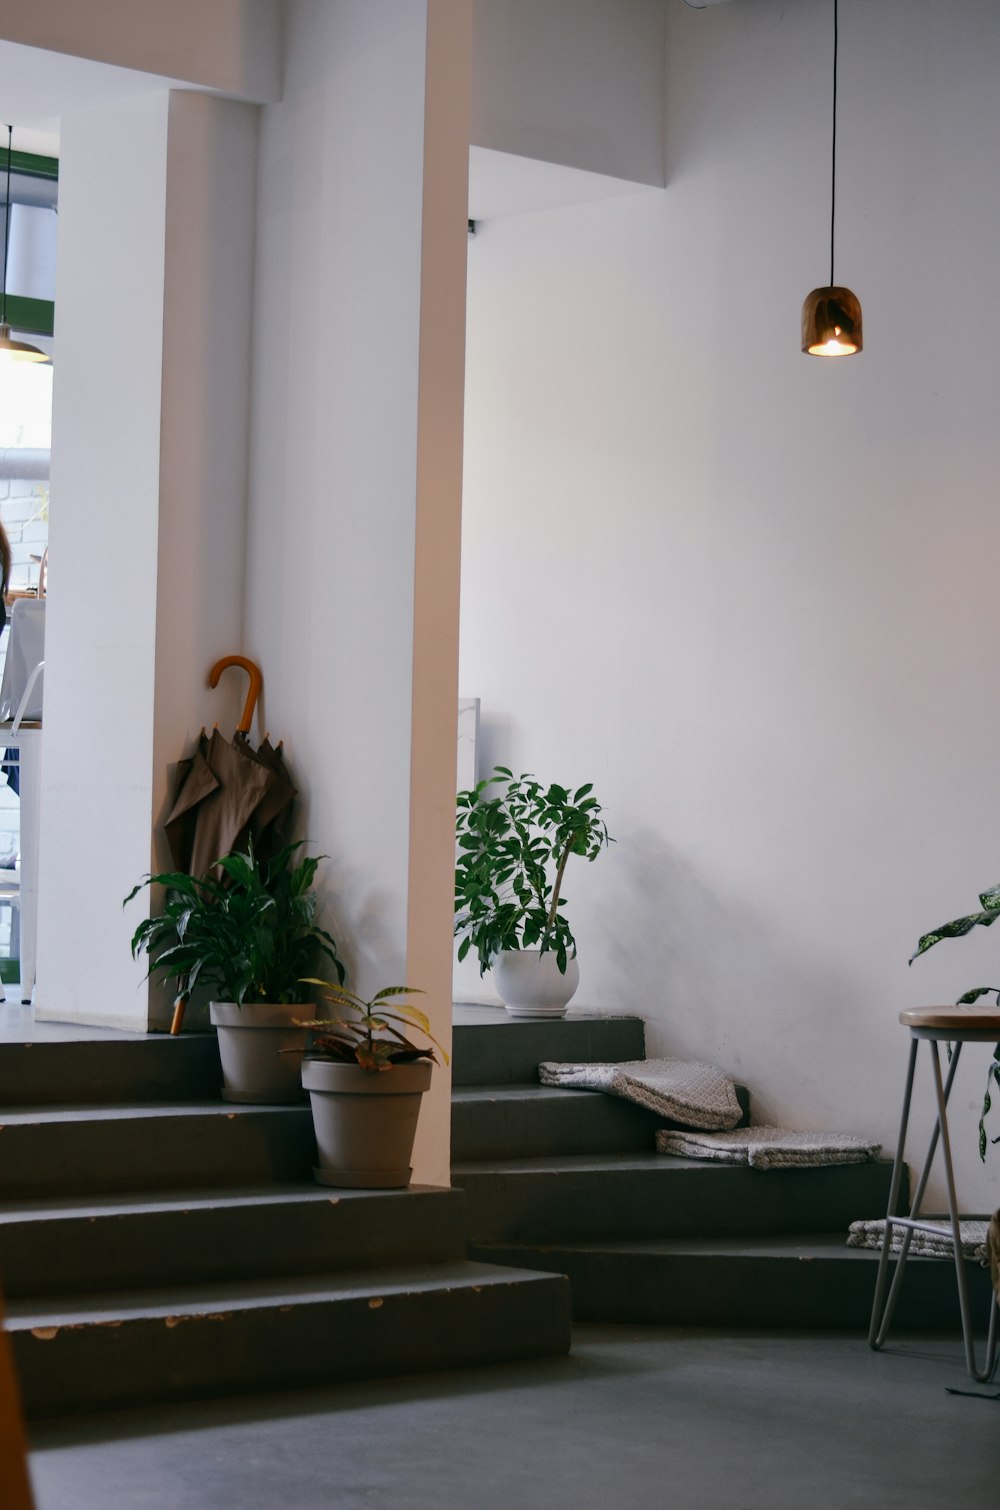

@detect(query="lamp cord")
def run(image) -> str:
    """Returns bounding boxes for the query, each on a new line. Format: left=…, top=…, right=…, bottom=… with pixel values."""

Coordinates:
left=830, top=0, right=838, bottom=287
left=2, top=124, right=11, bottom=325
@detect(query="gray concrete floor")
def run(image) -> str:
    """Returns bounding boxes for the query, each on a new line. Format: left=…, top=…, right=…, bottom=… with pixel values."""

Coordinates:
left=27, top=1325, right=1000, bottom=1510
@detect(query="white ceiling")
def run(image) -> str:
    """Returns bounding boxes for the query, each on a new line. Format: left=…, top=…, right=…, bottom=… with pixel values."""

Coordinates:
left=0, top=37, right=188, bottom=153
left=0, top=36, right=661, bottom=221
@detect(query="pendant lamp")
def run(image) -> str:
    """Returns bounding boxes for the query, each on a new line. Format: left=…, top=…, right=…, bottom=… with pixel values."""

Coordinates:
left=801, top=0, right=862, bottom=356
left=0, top=125, right=49, bottom=364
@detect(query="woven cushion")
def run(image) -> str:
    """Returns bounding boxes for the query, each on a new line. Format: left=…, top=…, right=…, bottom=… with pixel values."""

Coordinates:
left=538, top=1058, right=742, bottom=1131
left=847, top=1217, right=989, bottom=1265
left=656, top=1125, right=881, bottom=1169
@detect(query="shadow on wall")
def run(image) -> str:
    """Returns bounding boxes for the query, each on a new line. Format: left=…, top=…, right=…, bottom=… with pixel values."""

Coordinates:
left=477, top=713, right=519, bottom=781
left=600, top=827, right=869, bottom=1125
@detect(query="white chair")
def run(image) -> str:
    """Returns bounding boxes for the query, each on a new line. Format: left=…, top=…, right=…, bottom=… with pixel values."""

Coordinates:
left=0, top=869, right=18, bottom=1003
left=0, top=658, right=44, bottom=1004
left=0, top=598, right=45, bottom=723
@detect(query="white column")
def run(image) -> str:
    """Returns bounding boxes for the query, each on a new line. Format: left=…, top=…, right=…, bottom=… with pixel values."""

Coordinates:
left=407, top=0, right=474, bottom=1186
left=245, top=0, right=471, bottom=1185
left=36, top=90, right=257, bottom=1029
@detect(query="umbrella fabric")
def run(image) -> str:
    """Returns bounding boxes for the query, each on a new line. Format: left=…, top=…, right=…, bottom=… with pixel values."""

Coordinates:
left=235, top=735, right=296, bottom=861
left=163, top=733, right=218, bottom=871
left=164, top=728, right=273, bottom=877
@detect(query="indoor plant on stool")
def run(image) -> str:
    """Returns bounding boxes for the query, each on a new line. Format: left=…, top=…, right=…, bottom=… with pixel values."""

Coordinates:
left=455, top=766, right=612, bottom=1018
left=296, top=984, right=447, bottom=1188
left=126, top=841, right=345, bottom=1103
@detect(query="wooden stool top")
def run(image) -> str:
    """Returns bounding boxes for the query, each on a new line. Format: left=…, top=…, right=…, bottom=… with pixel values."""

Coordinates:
left=900, top=1004, right=1000, bottom=1033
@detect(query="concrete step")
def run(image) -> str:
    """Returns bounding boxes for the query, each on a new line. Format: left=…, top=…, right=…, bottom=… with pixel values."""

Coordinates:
left=7, top=1261, right=572, bottom=1418
left=452, top=1082, right=752, bottom=1162
left=451, top=1084, right=665, bottom=1161
left=452, top=1153, right=900, bottom=1244
left=0, top=1035, right=221, bottom=1106
left=0, top=1101, right=315, bottom=1197
left=451, top=1008, right=645, bottom=1086
left=0, top=1184, right=466, bottom=1298
left=467, top=1234, right=997, bottom=1332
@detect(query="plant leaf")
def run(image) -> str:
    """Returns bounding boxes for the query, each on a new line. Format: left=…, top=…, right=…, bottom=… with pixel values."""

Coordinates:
left=910, top=908, right=1000, bottom=963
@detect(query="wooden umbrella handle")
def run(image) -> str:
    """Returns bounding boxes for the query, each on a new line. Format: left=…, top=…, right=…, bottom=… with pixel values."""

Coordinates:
left=170, top=996, right=188, bottom=1036
left=209, top=656, right=263, bottom=735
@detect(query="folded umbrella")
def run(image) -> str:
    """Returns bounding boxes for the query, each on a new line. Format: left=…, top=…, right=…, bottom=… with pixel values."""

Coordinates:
left=239, top=733, right=296, bottom=861
left=160, top=657, right=297, bottom=1032
left=163, top=731, right=218, bottom=873
left=164, top=726, right=274, bottom=879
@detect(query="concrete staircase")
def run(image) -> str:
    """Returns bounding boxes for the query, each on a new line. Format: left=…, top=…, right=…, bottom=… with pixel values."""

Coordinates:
left=0, top=1035, right=569, bottom=1418
left=451, top=1007, right=995, bottom=1331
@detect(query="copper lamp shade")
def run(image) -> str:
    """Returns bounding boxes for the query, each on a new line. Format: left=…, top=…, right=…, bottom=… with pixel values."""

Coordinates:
left=801, top=285, right=862, bottom=357
left=0, top=323, right=48, bottom=363
left=801, top=1, right=863, bottom=358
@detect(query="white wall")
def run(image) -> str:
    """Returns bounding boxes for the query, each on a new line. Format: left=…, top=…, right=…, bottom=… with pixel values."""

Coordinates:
left=39, top=92, right=170, bottom=1029
left=152, top=92, right=259, bottom=885
left=38, top=90, right=256, bottom=1030
left=460, top=0, right=1000, bottom=1206
left=471, top=0, right=666, bottom=186
left=245, top=0, right=470, bottom=1186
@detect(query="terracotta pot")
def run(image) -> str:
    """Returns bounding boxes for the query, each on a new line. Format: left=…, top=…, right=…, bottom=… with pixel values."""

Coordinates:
left=493, top=949, right=580, bottom=1019
left=209, top=1001, right=311, bottom=1104
left=301, top=1058, right=432, bottom=1188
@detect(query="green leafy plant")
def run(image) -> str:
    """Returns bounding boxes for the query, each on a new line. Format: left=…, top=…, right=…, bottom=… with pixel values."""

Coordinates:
left=454, top=766, right=612, bottom=976
left=125, top=840, right=345, bottom=1010
left=910, top=884, right=1000, bottom=1160
left=297, top=984, right=448, bottom=1072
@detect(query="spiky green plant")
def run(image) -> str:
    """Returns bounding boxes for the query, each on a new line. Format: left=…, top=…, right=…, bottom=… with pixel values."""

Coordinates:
left=125, top=840, right=345, bottom=1010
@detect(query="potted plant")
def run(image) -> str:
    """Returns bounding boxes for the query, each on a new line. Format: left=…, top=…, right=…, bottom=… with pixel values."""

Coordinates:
left=454, top=766, right=612, bottom=1018
left=126, top=841, right=345, bottom=1104
left=911, top=884, right=1000, bottom=1160
left=295, top=984, right=446, bottom=1187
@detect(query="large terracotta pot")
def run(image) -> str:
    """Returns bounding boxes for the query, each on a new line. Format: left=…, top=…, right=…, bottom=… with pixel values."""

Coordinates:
left=493, top=949, right=580, bottom=1019
left=301, top=1058, right=432, bottom=1188
left=209, top=1001, right=311, bottom=1104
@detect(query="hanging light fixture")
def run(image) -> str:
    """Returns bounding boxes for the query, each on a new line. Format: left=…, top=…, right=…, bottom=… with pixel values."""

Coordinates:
left=0, top=125, right=49, bottom=364
left=801, top=0, right=862, bottom=357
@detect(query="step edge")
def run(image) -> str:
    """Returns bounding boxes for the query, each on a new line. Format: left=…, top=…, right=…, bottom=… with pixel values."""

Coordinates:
left=5, top=1260, right=568, bottom=1328
left=0, top=1183, right=460, bottom=1223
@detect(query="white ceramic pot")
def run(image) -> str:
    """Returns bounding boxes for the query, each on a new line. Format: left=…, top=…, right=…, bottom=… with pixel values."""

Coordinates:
left=492, top=949, right=580, bottom=1019
left=301, top=1058, right=432, bottom=1188
left=209, top=1001, right=311, bottom=1104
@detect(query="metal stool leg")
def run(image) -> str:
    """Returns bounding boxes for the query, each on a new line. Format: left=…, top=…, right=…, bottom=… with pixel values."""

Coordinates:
left=869, top=1037, right=918, bottom=1349
left=986, top=1289, right=999, bottom=1379
left=930, top=1042, right=996, bottom=1382
left=871, top=1034, right=997, bottom=1382
left=870, top=1038, right=963, bottom=1352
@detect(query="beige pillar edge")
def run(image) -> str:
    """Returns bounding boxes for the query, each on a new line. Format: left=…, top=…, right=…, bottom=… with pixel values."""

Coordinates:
left=406, top=0, right=474, bottom=1189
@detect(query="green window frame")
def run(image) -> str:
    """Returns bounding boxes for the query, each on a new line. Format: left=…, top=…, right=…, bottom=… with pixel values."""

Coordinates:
left=1, top=148, right=57, bottom=338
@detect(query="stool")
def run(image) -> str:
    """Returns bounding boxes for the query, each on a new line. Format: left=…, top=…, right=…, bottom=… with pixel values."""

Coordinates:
left=869, top=1005, right=999, bottom=1380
